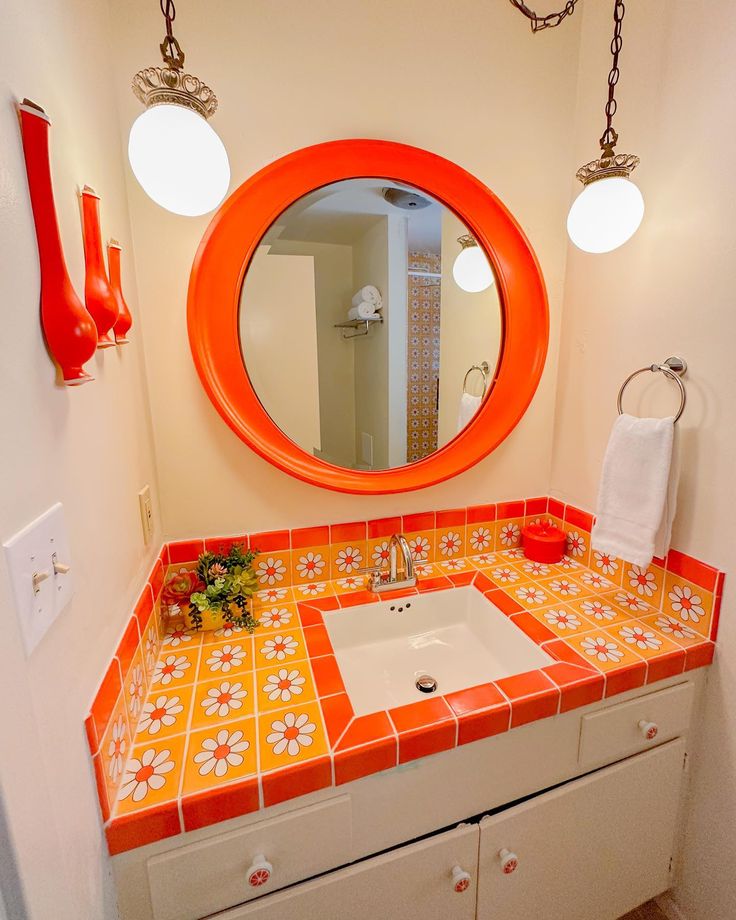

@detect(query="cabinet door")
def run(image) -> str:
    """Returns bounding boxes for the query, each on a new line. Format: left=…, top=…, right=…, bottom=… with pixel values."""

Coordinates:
left=477, top=739, right=685, bottom=920
left=213, top=823, right=479, bottom=920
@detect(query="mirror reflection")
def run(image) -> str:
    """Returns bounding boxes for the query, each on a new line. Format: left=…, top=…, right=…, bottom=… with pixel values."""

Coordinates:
left=239, top=179, right=502, bottom=470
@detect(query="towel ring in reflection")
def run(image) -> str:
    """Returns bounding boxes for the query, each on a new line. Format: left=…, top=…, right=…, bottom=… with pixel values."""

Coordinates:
left=463, top=361, right=490, bottom=397
left=616, top=355, right=687, bottom=423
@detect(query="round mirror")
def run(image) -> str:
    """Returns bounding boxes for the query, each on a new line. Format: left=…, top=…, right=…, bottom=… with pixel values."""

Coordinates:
left=238, top=179, right=502, bottom=471
left=188, top=139, right=548, bottom=494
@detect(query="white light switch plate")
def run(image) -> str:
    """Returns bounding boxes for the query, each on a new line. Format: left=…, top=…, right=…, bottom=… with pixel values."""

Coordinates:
left=3, top=503, right=74, bottom=656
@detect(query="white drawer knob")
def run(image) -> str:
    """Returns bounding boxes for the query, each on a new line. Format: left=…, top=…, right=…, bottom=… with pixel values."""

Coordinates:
left=451, top=865, right=471, bottom=893
left=499, top=848, right=519, bottom=874
left=639, top=720, right=659, bottom=741
left=247, top=854, right=273, bottom=888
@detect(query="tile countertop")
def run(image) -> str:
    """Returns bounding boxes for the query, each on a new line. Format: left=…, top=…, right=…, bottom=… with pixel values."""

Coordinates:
left=92, top=546, right=720, bottom=855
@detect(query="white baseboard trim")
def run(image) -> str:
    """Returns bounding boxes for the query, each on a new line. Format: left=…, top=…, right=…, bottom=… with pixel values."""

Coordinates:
left=657, top=892, right=689, bottom=920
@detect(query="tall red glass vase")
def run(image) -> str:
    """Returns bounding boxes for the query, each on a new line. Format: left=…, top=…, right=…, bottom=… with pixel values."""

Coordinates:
left=18, top=100, right=97, bottom=385
left=80, top=186, right=118, bottom=348
left=107, top=240, right=133, bottom=344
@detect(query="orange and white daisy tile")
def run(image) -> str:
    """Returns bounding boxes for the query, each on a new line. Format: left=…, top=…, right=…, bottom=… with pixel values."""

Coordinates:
left=497, top=522, right=522, bottom=549
left=190, top=673, right=254, bottom=729
left=106, top=714, right=128, bottom=783
left=199, top=642, right=252, bottom=679
left=467, top=552, right=499, bottom=569
left=151, top=650, right=198, bottom=689
left=127, top=659, right=145, bottom=720
left=572, top=597, right=632, bottom=626
left=255, top=556, right=289, bottom=587
left=489, top=565, right=521, bottom=586
left=253, top=586, right=292, bottom=606
left=513, top=584, right=550, bottom=608
left=663, top=576, right=712, bottom=633
left=116, top=735, right=185, bottom=814
left=294, top=550, right=328, bottom=582
left=182, top=722, right=257, bottom=794
left=591, top=550, right=621, bottom=579
left=256, top=663, right=317, bottom=712
left=137, top=689, right=191, bottom=738
left=162, top=624, right=198, bottom=649
left=516, top=560, right=552, bottom=579
left=258, top=606, right=296, bottom=630
left=254, top=628, right=306, bottom=666
left=565, top=530, right=588, bottom=561
left=605, top=589, right=654, bottom=616
left=439, top=558, right=468, bottom=572
left=437, top=531, right=463, bottom=558
left=532, top=606, right=591, bottom=635
left=564, top=630, right=644, bottom=672
left=295, top=581, right=332, bottom=599
left=333, top=574, right=367, bottom=594
left=332, top=545, right=364, bottom=575
left=639, top=613, right=704, bottom=646
left=468, top=526, right=494, bottom=554
left=539, top=575, right=585, bottom=600
left=499, top=547, right=525, bottom=561
left=406, top=534, right=432, bottom=563
left=578, top=570, right=616, bottom=593
left=258, top=702, right=328, bottom=772
left=625, top=564, right=663, bottom=604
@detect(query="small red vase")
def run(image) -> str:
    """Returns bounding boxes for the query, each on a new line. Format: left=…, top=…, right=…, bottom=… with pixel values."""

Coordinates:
left=81, top=186, right=118, bottom=348
left=107, top=240, right=133, bottom=344
left=18, top=100, right=97, bottom=385
left=521, top=522, right=567, bottom=564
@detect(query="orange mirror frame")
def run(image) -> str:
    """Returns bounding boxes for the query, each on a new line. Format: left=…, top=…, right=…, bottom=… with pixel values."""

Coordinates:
left=188, top=139, right=548, bottom=494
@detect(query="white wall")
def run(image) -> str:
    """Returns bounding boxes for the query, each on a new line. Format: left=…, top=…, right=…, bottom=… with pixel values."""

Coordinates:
left=438, top=210, right=502, bottom=447
left=0, top=0, right=161, bottom=917
left=551, top=1, right=736, bottom=916
left=108, top=0, right=581, bottom=537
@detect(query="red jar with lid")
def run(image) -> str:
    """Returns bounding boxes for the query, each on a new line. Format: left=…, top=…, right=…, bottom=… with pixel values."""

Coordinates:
left=521, top=521, right=567, bottom=564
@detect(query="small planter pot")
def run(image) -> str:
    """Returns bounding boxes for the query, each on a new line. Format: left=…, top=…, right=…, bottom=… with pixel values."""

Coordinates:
left=183, top=602, right=252, bottom=633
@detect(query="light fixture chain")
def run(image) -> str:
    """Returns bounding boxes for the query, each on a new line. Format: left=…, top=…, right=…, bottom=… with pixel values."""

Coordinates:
left=600, top=0, right=625, bottom=153
left=159, top=0, right=185, bottom=70
left=507, top=0, right=582, bottom=32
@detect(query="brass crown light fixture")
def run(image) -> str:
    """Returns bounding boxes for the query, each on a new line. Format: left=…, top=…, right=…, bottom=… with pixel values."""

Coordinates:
left=128, top=0, right=230, bottom=216
left=509, top=0, right=644, bottom=253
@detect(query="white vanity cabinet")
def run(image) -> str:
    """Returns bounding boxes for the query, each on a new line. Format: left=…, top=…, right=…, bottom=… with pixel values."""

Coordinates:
left=217, top=823, right=479, bottom=920
left=113, top=674, right=701, bottom=920
left=476, top=739, right=686, bottom=920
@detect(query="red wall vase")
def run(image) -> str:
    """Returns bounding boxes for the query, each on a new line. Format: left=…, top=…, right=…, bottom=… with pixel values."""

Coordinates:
left=80, top=186, right=118, bottom=348
left=18, top=100, right=97, bottom=385
left=107, top=240, right=133, bottom=344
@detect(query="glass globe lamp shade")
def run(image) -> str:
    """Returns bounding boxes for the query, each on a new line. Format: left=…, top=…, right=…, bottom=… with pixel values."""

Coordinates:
left=567, top=175, right=644, bottom=254
left=452, top=242, right=495, bottom=293
left=128, top=104, right=230, bottom=217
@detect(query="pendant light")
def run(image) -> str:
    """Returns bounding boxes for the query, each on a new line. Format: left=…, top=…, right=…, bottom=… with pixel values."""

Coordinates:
left=509, top=0, right=643, bottom=253
left=452, top=235, right=495, bottom=293
left=567, top=0, right=643, bottom=253
left=128, top=0, right=230, bottom=216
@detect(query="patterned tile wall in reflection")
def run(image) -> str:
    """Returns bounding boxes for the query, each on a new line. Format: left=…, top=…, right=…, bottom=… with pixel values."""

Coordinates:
left=407, top=251, right=441, bottom=463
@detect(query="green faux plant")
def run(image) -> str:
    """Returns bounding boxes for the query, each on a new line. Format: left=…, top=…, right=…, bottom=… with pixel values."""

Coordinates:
left=188, top=543, right=260, bottom=632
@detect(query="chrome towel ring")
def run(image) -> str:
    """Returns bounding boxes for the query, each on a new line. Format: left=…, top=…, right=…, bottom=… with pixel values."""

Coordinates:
left=617, top=355, right=687, bottom=423
left=463, top=361, right=490, bottom=396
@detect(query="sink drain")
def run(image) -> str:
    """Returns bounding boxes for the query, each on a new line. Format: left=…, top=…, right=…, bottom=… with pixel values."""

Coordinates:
left=415, top=674, right=438, bottom=694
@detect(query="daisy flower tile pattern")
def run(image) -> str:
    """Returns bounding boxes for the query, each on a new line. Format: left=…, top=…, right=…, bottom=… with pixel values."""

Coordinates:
left=253, top=586, right=294, bottom=607
left=182, top=722, right=258, bottom=795
left=136, top=686, right=194, bottom=739
left=256, top=662, right=317, bottom=712
left=151, top=649, right=200, bottom=690
left=590, top=550, right=624, bottom=584
left=623, top=563, right=665, bottom=607
left=257, top=604, right=297, bottom=631
left=529, top=605, right=594, bottom=637
left=190, top=673, right=255, bottom=729
left=196, top=640, right=254, bottom=682
left=662, top=572, right=714, bottom=636
left=116, top=734, right=186, bottom=816
left=258, top=702, right=329, bottom=772
left=566, top=630, right=645, bottom=672
left=254, top=629, right=307, bottom=667
left=570, top=596, right=634, bottom=627
left=292, top=547, right=330, bottom=585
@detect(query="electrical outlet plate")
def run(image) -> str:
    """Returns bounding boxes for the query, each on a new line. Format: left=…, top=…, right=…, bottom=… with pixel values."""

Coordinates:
left=3, top=503, right=74, bottom=656
left=138, top=485, right=153, bottom=545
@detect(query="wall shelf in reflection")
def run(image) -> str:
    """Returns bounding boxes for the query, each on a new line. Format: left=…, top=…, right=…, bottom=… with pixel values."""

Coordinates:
left=333, top=316, right=383, bottom=340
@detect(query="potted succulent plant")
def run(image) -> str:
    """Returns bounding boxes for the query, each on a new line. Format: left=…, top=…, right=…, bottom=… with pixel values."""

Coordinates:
left=181, top=543, right=260, bottom=632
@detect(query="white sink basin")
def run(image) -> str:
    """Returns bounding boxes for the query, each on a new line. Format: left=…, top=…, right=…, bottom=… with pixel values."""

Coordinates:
left=322, top=586, right=554, bottom=716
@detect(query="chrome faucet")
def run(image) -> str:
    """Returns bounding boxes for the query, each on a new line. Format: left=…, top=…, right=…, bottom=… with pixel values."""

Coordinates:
left=368, top=533, right=417, bottom=593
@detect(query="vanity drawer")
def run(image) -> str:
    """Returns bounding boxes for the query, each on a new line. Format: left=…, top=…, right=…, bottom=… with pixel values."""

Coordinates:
left=578, top=680, right=694, bottom=769
left=146, top=795, right=351, bottom=920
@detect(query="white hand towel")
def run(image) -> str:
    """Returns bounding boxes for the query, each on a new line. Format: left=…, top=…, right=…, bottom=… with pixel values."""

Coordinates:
left=591, top=414, right=679, bottom=568
left=352, top=286, right=382, bottom=309
left=457, top=392, right=482, bottom=432
left=348, top=303, right=380, bottom=321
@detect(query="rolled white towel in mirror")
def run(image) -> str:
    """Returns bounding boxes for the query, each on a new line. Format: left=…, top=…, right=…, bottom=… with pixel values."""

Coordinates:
left=352, top=285, right=382, bottom=308
left=457, top=392, right=482, bottom=432
left=348, top=302, right=380, bottom=321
